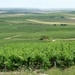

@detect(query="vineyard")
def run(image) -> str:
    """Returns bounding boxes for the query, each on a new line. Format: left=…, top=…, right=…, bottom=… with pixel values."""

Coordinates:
left=0, top=41, right=75, bottom=70
left=0, top=11, right=75, bottom=73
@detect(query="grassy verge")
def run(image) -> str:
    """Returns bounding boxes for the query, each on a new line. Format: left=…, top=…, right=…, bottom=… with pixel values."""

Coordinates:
left=0, top=66, right=75, bottom=75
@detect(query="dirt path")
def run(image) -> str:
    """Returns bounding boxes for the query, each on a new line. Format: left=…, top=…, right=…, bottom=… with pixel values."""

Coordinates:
left=53, top=38, right=75, bottom=41
left=4, top=35, right=21, bottom=40
left=68, top=17, right=75, bottom=20
left=4, top=36, right=75, bottom=41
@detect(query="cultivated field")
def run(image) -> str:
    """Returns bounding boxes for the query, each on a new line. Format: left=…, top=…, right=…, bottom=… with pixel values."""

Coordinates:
left=0, top=11, right=75, bottom=74
left=1, top=12, right=75, bottom=43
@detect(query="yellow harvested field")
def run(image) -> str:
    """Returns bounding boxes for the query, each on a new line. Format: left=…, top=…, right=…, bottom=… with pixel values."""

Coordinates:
left=27, top=19, right=75, bottom=25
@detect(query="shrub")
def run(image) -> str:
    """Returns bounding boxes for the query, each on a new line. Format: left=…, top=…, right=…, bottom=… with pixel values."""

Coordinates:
left=39, top=36, right=49, bottom=40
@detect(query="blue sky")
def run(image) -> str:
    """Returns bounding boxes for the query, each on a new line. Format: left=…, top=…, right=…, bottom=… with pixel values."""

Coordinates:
left=0, top=0, right=75, bottom=9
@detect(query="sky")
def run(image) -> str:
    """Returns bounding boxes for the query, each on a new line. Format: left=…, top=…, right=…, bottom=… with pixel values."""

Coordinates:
left=0, top=0, right=75, bottom=9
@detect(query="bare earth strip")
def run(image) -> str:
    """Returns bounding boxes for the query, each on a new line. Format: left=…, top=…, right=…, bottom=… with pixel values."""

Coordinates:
left=57, top=38, right=75, bottom=41
left=27, top=19, right=75, bottom=25
left=4, top=36, right=75, bottom=41
left=0, top=14, right=26, bottom=17
left=53, top=38, right=75, bottom=41
left=4, top=35, right=21, bottom=40
left=68, top=17, right=75, bottom=20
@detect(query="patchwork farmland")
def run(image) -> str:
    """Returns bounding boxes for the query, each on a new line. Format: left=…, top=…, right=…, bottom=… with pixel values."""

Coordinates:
left=0, top=10, right=75, bottom=75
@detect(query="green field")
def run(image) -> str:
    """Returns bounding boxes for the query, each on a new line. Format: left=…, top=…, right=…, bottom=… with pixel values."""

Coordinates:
left=0, top=12, right=75, bottom=44
left=0, top=12, right=75, bottom=74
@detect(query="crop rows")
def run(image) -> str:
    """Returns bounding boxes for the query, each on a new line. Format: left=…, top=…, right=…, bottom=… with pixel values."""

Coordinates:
left=0, top=41, right=75, bottom=70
